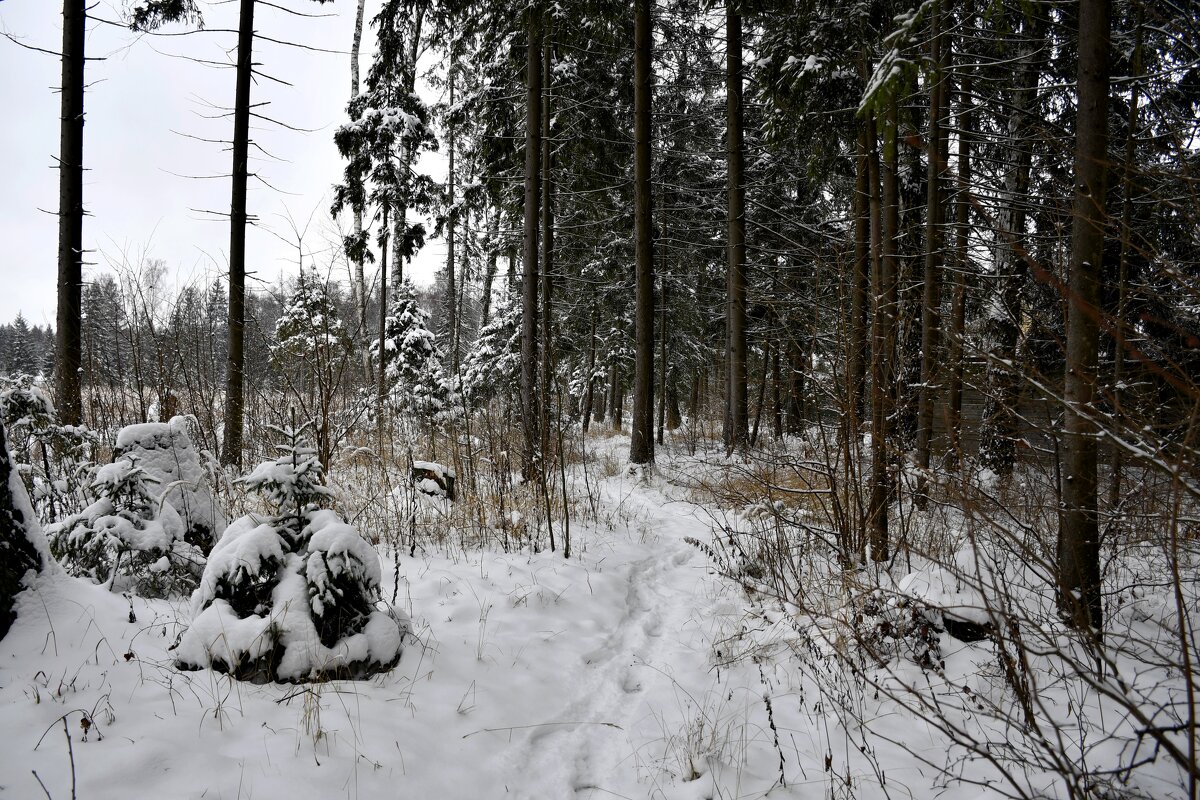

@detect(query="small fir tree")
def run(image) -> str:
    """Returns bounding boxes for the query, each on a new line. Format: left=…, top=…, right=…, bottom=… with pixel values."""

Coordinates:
left=175, top=421, right=405, bottom=682
left=47, top=453, right=202, bottom=597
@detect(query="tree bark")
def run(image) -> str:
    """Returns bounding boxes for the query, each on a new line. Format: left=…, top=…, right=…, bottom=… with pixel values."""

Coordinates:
left=946, top=73, right=973, bottom=467
left=630, top=0, right=655, bottom=466
left=55, top=0, right=86, bottom=427
left=540, top=37, right=554, bottom=467
left=1059, top=0, right=1110, bottom=636
left=350, top=0, right=368, bottom=341
left=724, top=5, right=748, bottom=453
left=980, top=11, right=1044, bottom=475
left=480, top=208, right=499, bottom=328
left=1110, top=5, right=1142, bottom=508
left=446, top=67, right=459, bottom=373
left=521, top=5, right=543, bottom=480
left=915, top=0, right=948, bottom=501
left=221, top=0, right=255, bottom=469
left=868, top=106, right=899, bottom=562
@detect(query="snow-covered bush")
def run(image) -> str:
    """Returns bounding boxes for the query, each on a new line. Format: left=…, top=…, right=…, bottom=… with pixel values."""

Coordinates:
left=0, top=374, right=96, bottom=521
left=114, top=417, right=226, bottom=553
left=175, top=423, right=405, bottom=682
left=47, top=453, right=203, bottom=597
left=0, top=417, right=49, bottom=640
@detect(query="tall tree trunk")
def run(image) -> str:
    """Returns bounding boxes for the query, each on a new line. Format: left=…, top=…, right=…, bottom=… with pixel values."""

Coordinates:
left=980, top=11, right=1044, bottom=475
left=724, top=5, right=748, bottom=453
left=221, top=0, right=255, bottom=469
left=540, top=37, right=554, bottom=468
left=55, top=0, right=86, bottom=427
left=480, top=208, right=500, bottom=327
left=377, top=206, right=390, bottom=450
left=1060, top=0, right=1110, bottom=636
left=446, top=67, right=459, bottom=373
left=657, top=278, right=668, bottom=446
left=1110, top=5, right=1142, bottom=508
left=582, top=304, right=597, bottom=435
left=915, top=0, right=948, bottom=503
left=868, top=105, right=899, bottom=562
left=521, top=5, right=543, bottom=481
left=630, top=0, right=655, bottom=466
left=947, top=72, right=973, bottom=466
left=350, top=0, right=368, bottom=341
left=849, top=121, right=870, bottom=429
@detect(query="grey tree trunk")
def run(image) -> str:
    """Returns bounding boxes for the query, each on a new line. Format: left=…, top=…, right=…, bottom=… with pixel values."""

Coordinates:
left=1110, top=6, right=1142, bottom=507
left=56, top=0, right=86, bottom=427
left=221, top=0, right=255, bottom=469
left=979, top=12, right=1044, bottom=475
left=724, top=6, right=748, bottom=453
left=350, top=0, right=368, bottom=340
left=947, top=72, right=973, bottom=466
left=521, top=6, right=543, bottom=481
left=915, top=0, right=948, bottom=501
left=480, top=208, right=499, bottom=328
left=630, top=0, right=655, bottom=466
left=849, top=122, right=870, bottom=429
left=1059, top=0, right=1110, bottom=636
left=540, top=39, right=554, bottom=468
left=868, top=106, right=899, bottom=562
left=446, top=68, right=459, bottom=372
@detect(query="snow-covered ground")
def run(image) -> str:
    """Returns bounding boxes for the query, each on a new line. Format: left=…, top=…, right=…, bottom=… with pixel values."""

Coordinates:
left=2, top=438, right=1196, bottom=799
left=0, top=449, right=783, bottom=799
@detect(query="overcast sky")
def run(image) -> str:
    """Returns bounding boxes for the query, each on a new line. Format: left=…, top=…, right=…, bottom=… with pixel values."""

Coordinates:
left=0, top=0, right=447, bottom=329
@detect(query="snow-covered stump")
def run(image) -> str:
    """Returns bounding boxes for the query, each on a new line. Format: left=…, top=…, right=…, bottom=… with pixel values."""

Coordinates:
left=115, top=417, right=226, bottom=553
left=175, top=425, right=406, bottom=683
left=411, top=460, right=456, bottom=501
left=0, top=418, right=50, bottom=640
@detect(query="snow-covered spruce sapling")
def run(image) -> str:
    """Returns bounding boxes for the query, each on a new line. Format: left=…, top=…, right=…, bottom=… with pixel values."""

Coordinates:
left=175, top=421, right=405, bottom=682
left=0, top=374, right=97, bottom=523
left=47, top=452, right=202, bottom=597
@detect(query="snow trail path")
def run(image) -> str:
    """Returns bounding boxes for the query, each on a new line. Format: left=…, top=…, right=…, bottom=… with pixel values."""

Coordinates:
left=501, top=483, right=707, bottom=798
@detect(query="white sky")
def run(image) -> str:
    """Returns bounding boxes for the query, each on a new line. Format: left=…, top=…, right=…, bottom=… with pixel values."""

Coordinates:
left=0, top=0, right=447, bottom=329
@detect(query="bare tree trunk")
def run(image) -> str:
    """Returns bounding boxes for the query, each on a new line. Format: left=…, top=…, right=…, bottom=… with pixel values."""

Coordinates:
left=480, top=208, right=499, bottom=328
left=980, top=11, right=1044, bottom=475
left=350, top=0, right=368, bottom=340
left=849, top=61, right=870, bottom=428
left=1110, top=5, right=1142, bottom=508
left=724, top=6, right=748, bottom=453
left=630, top=0, right=655, bottom=466
left=521, top=5, right=543, bottom=481
left=55, top=0, right=86, bottom=427
left=1059, top=0, right=1110, bottom=636
left=582, top=304, right=597, bottom=435
left=946, top=72, right=973, bottom=467
left=377, top=206, right=390, bottom=450
left=868, top=105, right=899, bottom=562
left=221, top=0, right=255, bottom=469
left=446, top=67, right=459, bottom=373
left=657, top=278, right=668, bottom=446
left=916, top=0, right=948, bottom=505
left=540, top=37, right=554, bottom=469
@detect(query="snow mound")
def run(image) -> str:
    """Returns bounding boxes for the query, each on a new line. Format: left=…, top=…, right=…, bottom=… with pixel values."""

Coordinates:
left=115, top=416, right=226, bottom=552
